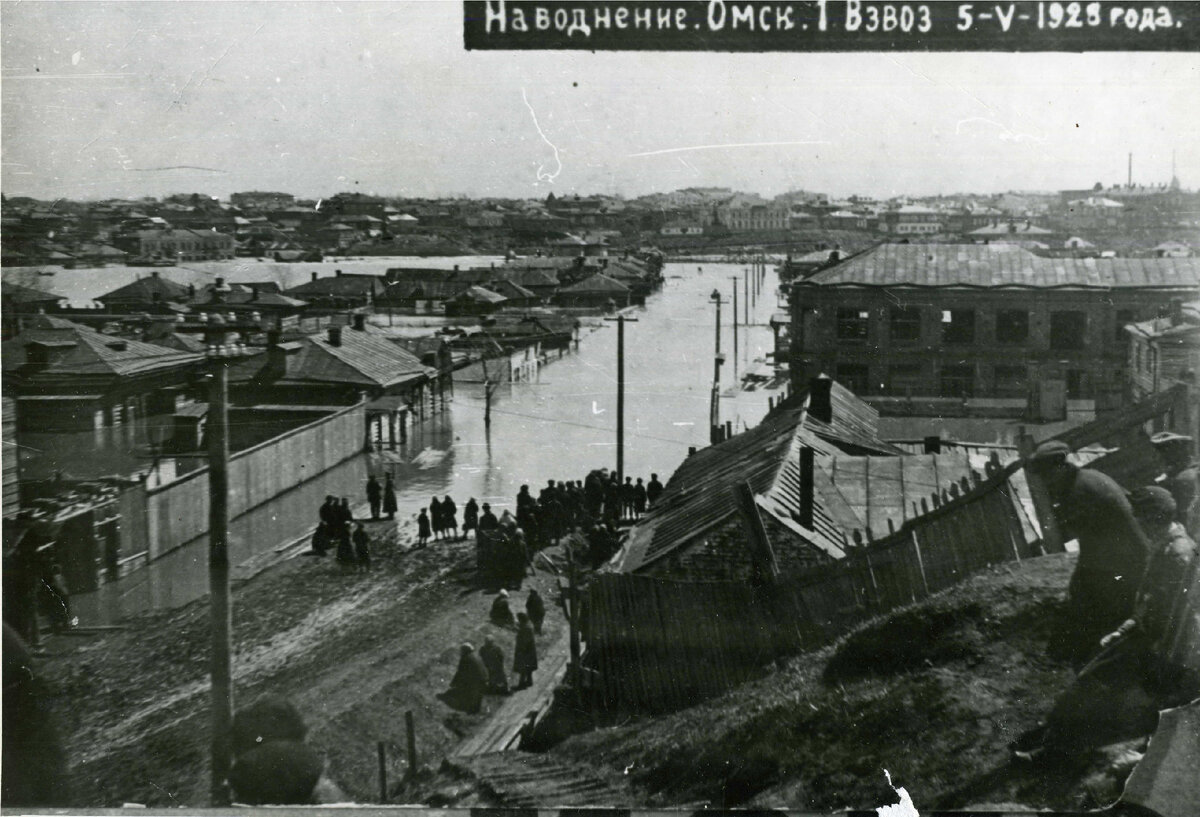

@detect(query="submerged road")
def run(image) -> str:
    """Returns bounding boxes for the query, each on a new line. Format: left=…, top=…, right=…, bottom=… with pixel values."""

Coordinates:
left=74, top=260, right=787, bottom=624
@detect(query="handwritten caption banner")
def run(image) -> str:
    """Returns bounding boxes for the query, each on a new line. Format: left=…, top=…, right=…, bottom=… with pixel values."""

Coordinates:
left=464, top=1, right=1197, bottom=50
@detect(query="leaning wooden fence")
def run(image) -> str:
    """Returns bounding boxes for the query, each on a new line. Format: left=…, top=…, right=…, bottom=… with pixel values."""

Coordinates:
left=586, top=467, right=1037, bottom=714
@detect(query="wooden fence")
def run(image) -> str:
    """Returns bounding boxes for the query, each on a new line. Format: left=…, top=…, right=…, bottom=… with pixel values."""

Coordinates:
left=141, top=401, right=365, bottom=559
left=586, top=468, right=1036, bottom=714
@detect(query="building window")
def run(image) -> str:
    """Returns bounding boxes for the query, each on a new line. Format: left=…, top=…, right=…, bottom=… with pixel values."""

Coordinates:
left=836, top=308, right=870, bottom=342
left=889, top=307, right=921, bottom=342
left=1050, top=311, right=1088, bottom=350
left=1115, top=309, right=1136, bottom=341
left=941, top=309, right=975, bottom=344
left=835, top=363, right=871, bottom=395
left=888, top=363, right=923, bottom=395
left=995, top=310, right=1029, bottom=344
left=940, top=365, right=974, bottom=398
left=994, top=365, right=1027, bottom=399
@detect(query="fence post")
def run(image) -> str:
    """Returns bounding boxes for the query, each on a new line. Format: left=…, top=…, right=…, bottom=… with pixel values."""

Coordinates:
left=1017, top=429, right=1065, bottom=554
left=377, top=741, right=388, bottom=803
left=404, top=710, right=417, bottom=782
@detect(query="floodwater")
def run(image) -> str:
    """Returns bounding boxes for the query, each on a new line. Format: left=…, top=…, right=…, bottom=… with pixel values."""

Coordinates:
left=63, top=260, right=788, bottom=624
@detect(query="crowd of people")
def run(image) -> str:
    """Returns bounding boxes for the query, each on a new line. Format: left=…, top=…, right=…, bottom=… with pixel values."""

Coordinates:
left=1012, top=432, right=1199, bottom=761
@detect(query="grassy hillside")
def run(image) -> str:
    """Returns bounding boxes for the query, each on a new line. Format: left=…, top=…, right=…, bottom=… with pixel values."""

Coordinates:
left=550, top=553, right=1146, bottom=811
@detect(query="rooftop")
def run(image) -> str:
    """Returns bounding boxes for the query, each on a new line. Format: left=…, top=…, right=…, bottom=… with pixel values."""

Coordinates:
left=798, top=243, right=1200, bottom=290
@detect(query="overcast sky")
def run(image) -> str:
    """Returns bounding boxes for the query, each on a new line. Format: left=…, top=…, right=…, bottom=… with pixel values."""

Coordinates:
left=2, top=1, right=1197, bottom=201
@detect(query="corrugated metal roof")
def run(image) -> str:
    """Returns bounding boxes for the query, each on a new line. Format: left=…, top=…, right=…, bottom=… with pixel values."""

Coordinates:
left=288, top=329, right=433, bottom=388
left=799, top=243, right=1200, bottom=290
left=2, top=323, right=201, bottom=376
left=615, top=380, right=903, bottom=574
left=558, top=273, right=630, bottom=294
left=97, top=274, right=191, bottom=303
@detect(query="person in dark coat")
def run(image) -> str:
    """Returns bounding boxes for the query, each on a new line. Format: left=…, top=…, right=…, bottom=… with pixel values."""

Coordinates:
left=526, top=588, right=546, bottom=635
left=604, top=477, right=622, bottom=524
left=646, top=473, right=664, bottom=506
left=479, top=635, right=509, bottom=693
left=478, top=503, right=500, bottom=532
left=443, top=643, right=488, bottom=714
left=513, top=612, right=538, bottom=689
left=366, top=476, right=382, bottom=520
left=338, top=498, right=354, bottom=526
left=382, top=474, right=398, bottom=521
left=516, top=484, right=537, bottom=532
left=319, top=495, right=338, bottom=527
left=1028, top=441, right=1152, bottom=661
left=490, top=589, right=515, bottom=627
left=463, top=498, right=479, bottom=539
left=335, top=522, right=355, bottom=570
left=634, top=478, right=647, bottom=517
left=352, top=523, right=370, bottom=572
left=442, top=495, right=459, bottom=540
left=429, top=497, right=443, bottom=541
left=309, top=522, right=331, bottom=557
left=417, top=509, right=431, bottom=548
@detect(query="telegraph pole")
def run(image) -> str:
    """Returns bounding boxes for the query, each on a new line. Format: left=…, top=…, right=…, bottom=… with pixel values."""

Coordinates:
left=604, top=313, right=638, bottom=486
left=731, top=276, right=739, bottom=382
left=744, top=272, right=749, bottom=327
left=204, top=321, right=238, bottom=807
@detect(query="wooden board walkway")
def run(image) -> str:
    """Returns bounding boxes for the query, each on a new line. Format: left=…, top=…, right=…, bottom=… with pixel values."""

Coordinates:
left=452, top=630, right=571, bottom=758
left=453, top=751, right=632, bottom=807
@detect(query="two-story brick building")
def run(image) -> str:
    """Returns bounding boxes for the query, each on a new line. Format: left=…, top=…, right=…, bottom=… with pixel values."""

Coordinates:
left=788, top=244, right=1200, bottom=412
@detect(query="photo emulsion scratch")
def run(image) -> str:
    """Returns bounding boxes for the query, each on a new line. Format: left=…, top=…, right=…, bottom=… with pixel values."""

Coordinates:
left=1, top=1, right=1198, bottom=815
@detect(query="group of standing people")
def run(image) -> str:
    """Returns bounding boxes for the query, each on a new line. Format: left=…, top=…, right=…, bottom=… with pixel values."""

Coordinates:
left=311, top=496, right=371, bottom=572
left=364, top=474, right=398, bottom=521
left=417, top=496, right=460, bottom=546
left=444, top=587, right=548, bottom=714
left=1013, top=433, right=1199, bottom=761
left=510, top=470, right=665, bottom=551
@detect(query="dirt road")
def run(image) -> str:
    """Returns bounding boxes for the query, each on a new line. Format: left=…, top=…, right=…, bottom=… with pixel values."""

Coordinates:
left=39, top=517, right=570, bottom=807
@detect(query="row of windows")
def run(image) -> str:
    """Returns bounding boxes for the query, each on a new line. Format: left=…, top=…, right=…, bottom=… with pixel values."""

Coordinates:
left=833, top=307, right=1134, bottom=349
left=834, top=362, right=1096, bottom=400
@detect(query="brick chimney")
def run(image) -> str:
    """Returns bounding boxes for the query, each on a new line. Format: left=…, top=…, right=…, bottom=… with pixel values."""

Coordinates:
left=809, top=375, right=833, bottom=424
left=352, top=313, right=366, bottom=331
left=799, top=446, right=815, bottom=528
left=327, top=326, right=342, bottom=347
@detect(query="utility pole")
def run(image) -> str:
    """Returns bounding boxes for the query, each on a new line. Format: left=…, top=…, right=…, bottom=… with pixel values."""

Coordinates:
left=731, top=275, right=739, bottom=381
left=604, top=313, right=638, bottom=486
left=744, top=273, right=749, bottom=327
left=204, top=319, right=240, bottom=807
left=710, top=289, right=727, bottom=444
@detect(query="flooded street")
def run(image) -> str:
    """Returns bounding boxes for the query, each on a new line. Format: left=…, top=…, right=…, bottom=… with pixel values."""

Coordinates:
left=70, top=260, right=787, bottom=623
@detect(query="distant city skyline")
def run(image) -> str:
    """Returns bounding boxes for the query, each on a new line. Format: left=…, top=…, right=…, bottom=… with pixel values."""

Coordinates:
left=2, top=2, right=1197, bottom=202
